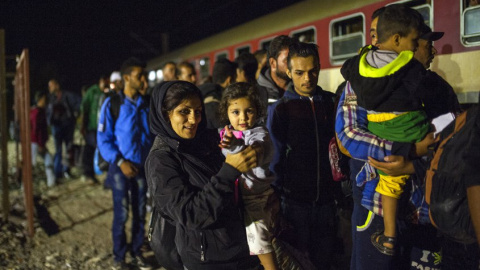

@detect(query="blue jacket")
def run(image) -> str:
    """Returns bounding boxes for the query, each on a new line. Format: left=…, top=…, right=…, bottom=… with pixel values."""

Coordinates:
left=97, top=93, right=153, bottom=167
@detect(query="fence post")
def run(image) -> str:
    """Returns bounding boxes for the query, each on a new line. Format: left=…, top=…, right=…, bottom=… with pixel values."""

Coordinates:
left=15, top=49, right=34, bottom=237
left=0, top=29, right=9, bottom=222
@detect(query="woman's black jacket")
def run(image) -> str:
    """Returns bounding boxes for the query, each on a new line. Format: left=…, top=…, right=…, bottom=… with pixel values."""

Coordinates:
left=145, top=130, right=256, bottom=269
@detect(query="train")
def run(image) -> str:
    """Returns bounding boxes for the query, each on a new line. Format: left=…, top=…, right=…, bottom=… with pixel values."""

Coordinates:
left=146, top=0, right=480, bottom=104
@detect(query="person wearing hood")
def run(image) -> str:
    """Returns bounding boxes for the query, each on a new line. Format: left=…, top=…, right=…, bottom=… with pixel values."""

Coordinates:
left=267, top=42, right=337, bottom=267
left=257, top=35, right=295, bottom=106
left=145, top=81, right=261, bottom=269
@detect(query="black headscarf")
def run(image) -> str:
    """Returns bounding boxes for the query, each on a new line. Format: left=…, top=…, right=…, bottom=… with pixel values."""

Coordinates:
left=149, top=81, right=210, bottom=149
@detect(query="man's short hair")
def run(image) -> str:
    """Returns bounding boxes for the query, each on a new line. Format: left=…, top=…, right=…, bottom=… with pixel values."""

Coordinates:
left=163, top=61, right=176, bottom=69
left=287, top=42, right=320, bottom=70
left=372, top=6, right=386, bottom=20
left=376, top=4, right=424, bottom=44
left=267, top=35, right=296, bottom=61
left=253, top=49, right=267, bottom=63
left=176, top=61, right=195, bottom=77
left=212, top=58, right=237, bottom=85
left=235, top=53, right=258, bottom=82
left=120, top=57, right=146, bottom=76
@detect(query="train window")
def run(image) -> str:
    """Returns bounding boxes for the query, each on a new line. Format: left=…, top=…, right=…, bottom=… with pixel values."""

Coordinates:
left=461, top=2, right=480, bottom=46
left=215, top=51, right=229, bottom=61
left=392, top=1, right=432, bottom=27
left=259, top=38, right=273, bottom=51
left=235, top=45, right=251, bottom=58
left=199, top=57, right=210, bottom=78
left=414, top=4, right=432, bottom=27
left=329, top=13, right=365, bottom=65
left=291, top=27, right=317, bottom=43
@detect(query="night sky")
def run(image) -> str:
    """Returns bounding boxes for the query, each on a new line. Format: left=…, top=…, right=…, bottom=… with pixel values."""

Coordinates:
left=1, top=0, right=303, bottom=94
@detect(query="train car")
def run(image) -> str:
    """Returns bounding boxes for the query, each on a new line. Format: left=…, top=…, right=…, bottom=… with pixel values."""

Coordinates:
left=147, top=0, right=480, bottom=104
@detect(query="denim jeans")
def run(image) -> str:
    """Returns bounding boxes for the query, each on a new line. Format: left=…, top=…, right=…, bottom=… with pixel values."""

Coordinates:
left=350, top=191, right=393, bottom=270
left=281, top=197, right=336, bottom=269
left=350, top=158, right=442, bottom=270
left=31, top=142, right=55, bottom=187
left=109, top=163, right=147, bottom=262
left=82, top=130, right=96, bottom=178
left=51, top=124, right=74, bottom=178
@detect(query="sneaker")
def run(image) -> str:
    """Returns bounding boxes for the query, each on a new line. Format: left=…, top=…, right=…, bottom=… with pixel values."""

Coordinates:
left=112, top=260, right=128, bottom=270
left=63, top=171, right=72, bottom=180
left=131, top=255, right=152, bottom=270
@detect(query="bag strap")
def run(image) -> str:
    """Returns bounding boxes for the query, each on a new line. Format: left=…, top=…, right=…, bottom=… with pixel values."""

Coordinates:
left=425, top=111, right=467, bottom=204
left=109, top=94, right=122, bottom=129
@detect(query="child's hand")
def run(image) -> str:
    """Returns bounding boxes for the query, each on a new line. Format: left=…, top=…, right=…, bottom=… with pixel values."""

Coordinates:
left=219, top=125, right=236, bottom=148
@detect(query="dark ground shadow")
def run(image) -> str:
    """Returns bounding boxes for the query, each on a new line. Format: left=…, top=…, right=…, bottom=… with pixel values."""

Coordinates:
left=33, top=196, right=60, bottom=236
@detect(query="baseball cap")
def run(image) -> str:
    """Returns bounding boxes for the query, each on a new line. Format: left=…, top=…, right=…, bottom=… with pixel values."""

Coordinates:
left=419, top=24, right=444, bottom=41
left=110, top=71, right=121, bottom=82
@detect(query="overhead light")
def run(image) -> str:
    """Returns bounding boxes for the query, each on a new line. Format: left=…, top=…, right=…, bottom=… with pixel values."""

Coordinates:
left=148, top=71, right=156, bottom=81
left=156, top=70, right=163, bottom=81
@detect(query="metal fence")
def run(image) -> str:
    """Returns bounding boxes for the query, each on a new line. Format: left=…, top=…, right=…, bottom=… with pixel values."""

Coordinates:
left=14, top=49, right=35, bottom=237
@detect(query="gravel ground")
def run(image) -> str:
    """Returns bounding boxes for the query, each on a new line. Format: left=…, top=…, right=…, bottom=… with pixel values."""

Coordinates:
left=1, top=141, right=162, bottom=270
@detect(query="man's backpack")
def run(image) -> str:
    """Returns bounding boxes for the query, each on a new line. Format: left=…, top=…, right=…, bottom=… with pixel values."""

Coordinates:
left=426, top=105, right=480, bottom=244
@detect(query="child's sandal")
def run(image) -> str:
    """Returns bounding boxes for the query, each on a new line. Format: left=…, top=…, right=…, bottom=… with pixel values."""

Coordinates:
left=371, top=231, right=396, bottom=256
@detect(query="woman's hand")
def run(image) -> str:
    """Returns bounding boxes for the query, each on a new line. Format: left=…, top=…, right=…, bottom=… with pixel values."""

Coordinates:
left=225, top=144, right=259, bottom=173
left=368, top=155, right=415, bottom=176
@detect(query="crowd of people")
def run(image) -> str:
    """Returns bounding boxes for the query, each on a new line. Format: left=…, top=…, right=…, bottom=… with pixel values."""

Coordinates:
left=28, top=3, right=480, bottom=270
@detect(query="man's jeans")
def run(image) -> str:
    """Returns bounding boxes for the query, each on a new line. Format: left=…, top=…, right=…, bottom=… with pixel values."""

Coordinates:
left=82, top=130, right=96, bottom=178
left=51, top=124, right=74, bottom=178
left=109, top=163, right=147, bottom=262
left=281, top=197, right=336, bottom=268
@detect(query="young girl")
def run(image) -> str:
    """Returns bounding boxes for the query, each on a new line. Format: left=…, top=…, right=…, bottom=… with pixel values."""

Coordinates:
left=218, top=82, right=279, bottom=270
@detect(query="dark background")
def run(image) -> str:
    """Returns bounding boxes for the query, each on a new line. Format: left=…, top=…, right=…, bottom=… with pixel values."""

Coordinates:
left=0, top=0, right=303, bottom=94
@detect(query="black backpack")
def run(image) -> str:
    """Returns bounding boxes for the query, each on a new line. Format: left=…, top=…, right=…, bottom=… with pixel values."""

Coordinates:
left=426, top=105, right=480, bottom=244
left=97, top=94, right=122, bottom=172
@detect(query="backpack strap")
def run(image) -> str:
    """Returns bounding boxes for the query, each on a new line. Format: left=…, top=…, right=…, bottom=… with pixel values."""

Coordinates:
left=108, top=94, right=122, bottom=129
left=425, top=111, right=468, bottom=204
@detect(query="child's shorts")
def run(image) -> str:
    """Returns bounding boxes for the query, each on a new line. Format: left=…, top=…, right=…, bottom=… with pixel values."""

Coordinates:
left=375, top=174, right=409, bottom=199
left=243, top=188, right=278, bottom=255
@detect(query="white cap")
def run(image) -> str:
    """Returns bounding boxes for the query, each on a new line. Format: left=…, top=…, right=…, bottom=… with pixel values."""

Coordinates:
left=110, top=71, right=121, bottom=82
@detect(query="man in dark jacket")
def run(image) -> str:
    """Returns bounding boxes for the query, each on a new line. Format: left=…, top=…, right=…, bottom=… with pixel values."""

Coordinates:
left=199, top=58, right=237, bottom=129
left=267, top=42, right=337, bottom=267
left=257, top=35, right=295, bottom=105
left=47, top=79, right=80, bottom=180
left=80, top=75, right=108, bottom=183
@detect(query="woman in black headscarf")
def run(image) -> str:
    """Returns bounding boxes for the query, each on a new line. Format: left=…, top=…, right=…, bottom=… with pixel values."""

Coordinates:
left=145, top=81, right=261, bottom=270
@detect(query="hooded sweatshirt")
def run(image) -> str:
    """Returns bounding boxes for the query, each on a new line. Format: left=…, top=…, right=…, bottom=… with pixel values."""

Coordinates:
left=341, top=47, right=430, bottom=143
left=267, top=84, right=336, bottom=204
left=257, top=67, right=291, bottom=105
